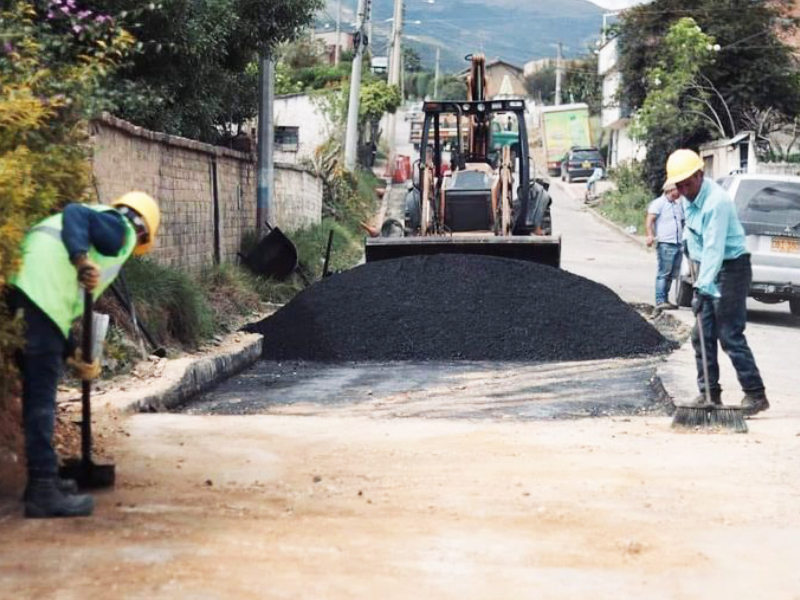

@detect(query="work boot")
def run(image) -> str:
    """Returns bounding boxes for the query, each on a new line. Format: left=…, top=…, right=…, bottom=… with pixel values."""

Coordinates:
left=22, top=477, right=78, bottom=502
left=741, top=391, right=770, bottom=417
left=684, top=389, right=722, bottom=407
left=24, top=477, right=94, bottom=518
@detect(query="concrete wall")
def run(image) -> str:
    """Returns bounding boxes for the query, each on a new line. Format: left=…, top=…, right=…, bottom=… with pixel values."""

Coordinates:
left=273, top=93, right=332, bottom=165
left=91, top=114, right=322, bottom=271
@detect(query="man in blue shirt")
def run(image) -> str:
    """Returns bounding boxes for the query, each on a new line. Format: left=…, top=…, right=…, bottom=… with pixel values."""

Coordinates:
left=664, top=149, right=767, bottom=416
left=646, top=181, right=684, bottom=310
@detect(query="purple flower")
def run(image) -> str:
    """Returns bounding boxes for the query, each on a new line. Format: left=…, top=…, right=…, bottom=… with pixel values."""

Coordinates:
left=77, top=10, right=92, bottom=19
left=3, top=42, right=13, bottom=54
left=59, top=5, right=70, bottom=13
left=65, top=0, right=76, bottom=7
left=46, top=10, right=55, bottom=18
left=72, top=24, right=82, bottom=34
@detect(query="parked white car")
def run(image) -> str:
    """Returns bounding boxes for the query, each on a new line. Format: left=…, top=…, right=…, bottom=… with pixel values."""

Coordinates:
left=676, top=174, right=800, bottom=316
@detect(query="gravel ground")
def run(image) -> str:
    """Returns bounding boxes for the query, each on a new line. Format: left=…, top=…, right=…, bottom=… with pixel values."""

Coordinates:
left=245, top=254, right=674, bottom=362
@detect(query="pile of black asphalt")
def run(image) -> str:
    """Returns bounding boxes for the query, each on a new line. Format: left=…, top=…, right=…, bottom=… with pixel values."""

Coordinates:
left=245, top=254, right=674, bottom=362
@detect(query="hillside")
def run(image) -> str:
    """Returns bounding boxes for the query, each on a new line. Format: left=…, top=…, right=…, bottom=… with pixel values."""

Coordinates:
left=326, top=0, right=605, bottom=72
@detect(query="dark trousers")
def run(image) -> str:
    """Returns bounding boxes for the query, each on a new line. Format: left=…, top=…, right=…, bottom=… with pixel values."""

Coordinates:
left=8, top=291, right=67, bottom=478
left=692, top=255, right=765, bottom=395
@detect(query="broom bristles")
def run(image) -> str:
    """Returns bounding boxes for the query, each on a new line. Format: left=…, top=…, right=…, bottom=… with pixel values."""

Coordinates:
left=672, top=405, right=748, bottom=433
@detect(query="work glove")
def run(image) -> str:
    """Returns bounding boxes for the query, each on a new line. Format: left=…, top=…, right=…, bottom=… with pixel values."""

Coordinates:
left=691, top=291, right=712, bottom=316
left=72, top=254, right=100, bottom=291
left=67, top=348, right=101, bottom=381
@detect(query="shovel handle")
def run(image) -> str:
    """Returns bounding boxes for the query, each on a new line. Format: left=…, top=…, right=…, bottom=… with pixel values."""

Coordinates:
left=81, top=289, right=94, bottom=465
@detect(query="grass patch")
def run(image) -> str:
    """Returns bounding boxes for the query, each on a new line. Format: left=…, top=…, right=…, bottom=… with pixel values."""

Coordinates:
left=122, top=257, right=215, bottom=349
left=596, top=161, right=652, bottom=234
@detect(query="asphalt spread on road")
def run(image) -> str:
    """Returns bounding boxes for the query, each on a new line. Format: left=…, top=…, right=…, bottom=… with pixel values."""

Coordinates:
left=245, top=254, right=674, bottom=362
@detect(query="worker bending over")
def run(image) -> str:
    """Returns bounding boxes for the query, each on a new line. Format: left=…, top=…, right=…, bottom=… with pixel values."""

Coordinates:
left=664, top=150, right=768, bottom=415
left=8, top=192, right=160, bottom=518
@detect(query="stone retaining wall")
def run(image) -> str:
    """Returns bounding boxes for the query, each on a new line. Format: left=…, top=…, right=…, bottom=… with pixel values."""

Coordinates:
left=91, top=114, right=322, bottom=271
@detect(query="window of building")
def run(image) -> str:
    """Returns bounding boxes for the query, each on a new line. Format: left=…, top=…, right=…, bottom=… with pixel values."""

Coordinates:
left=275, top=126, right=299, bottom=151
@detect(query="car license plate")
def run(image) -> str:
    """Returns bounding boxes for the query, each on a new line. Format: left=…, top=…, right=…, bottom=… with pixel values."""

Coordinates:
left=582, top=161, right=592, bottom=169
left=771, top=237, right=800, bottom=254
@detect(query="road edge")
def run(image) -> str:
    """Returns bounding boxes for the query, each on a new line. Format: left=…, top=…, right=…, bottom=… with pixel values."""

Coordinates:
left=123, top=334, right=264, bottom=413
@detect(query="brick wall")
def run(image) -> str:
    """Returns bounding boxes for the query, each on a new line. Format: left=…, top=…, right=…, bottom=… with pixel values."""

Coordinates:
left=90, top=114, right=322, bottom=271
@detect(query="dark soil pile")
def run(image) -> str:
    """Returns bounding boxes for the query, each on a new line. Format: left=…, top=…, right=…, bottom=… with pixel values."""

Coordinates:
left=246, top=254, right=673, bottom=362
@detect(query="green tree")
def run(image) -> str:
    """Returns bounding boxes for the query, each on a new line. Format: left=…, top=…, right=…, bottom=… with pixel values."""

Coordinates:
left=99, top=0, right=323, bottom=142
left=436, top=75, right=467, bottom=101
left=525, top=67, right=556, bottom=104
left=618, top=0, right=800, bottom=183
left=563, top=53, right=601, bottom=114
left=629, top=17, right=717, bottom=191
left=403, top=46, right=422, bottom=73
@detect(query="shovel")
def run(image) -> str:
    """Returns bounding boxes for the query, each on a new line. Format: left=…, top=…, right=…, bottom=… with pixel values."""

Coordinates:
left=59, top=289, right=116, bottom=489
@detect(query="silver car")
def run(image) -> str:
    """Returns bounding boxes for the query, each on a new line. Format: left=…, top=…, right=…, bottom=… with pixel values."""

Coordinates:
left=676, top=174, right=800, bottom=316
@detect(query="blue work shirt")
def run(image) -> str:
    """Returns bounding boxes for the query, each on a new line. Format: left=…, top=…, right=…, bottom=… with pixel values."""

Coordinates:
left=61, top=203, right=127, bottom=261
left=683, top=178, right=747, bottom=298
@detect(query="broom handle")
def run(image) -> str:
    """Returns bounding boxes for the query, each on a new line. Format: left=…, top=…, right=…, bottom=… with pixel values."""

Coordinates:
left=689, top=260, right=713, bottom=405
left=81, top=289, right=94, bottom=465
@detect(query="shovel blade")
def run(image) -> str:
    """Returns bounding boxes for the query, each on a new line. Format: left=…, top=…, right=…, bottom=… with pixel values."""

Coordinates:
left=60, top=459, right=116, bottom=490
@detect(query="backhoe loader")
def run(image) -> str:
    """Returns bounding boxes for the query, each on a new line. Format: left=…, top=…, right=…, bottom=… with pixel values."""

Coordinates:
left=365, top=54, right=560, bottom=268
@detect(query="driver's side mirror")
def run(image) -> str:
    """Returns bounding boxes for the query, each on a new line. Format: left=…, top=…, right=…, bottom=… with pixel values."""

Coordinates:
left=412, top=160, right=421, bottom=190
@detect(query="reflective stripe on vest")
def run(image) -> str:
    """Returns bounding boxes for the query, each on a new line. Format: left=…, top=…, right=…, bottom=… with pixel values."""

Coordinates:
left=10, top=206, right=137, bottom=338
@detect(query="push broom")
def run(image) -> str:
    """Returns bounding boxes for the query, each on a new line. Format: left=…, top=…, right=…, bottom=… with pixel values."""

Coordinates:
left=672, top=260, right=747, bottom=433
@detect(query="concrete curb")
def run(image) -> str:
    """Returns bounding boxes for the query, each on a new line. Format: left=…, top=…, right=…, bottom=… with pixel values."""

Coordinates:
left=585, top=204, right=650, bottom=249
left=125, top=335, right=264, bottom=413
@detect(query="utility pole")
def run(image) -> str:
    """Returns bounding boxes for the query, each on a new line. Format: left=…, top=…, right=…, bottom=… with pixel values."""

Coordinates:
left=555, top=41, right=563, bottom=106
left=256, top=57, right=275, bottom=232
left=386, top=0, right=404, bottom=166
left=433, top=46, right=440, bottom=98
left=334, top=1, right=342, bottom=66
left=344, top=0, right=368, bottom=171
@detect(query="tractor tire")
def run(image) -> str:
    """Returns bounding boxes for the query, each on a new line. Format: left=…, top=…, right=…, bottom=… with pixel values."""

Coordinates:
left=790, top=298, right=800, bottom=317
left=676, top=280, right=693, bottom=308
left=542, top=204, right=553, bottom=236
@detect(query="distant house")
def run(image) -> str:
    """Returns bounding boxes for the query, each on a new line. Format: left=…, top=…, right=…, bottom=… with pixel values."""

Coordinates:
left=597, top=36, right=645, bottom=168
left=272, top=93, right=332, bottom=164
left=459, top=59, right=527, bottom=99
left=312, top=30, right=355, bottom=65
left=371, top=56, right=388, bottom=75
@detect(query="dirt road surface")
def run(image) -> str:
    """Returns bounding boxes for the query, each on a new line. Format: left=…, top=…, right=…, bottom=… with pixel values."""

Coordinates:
left=2, top=178, right=799, bottom=600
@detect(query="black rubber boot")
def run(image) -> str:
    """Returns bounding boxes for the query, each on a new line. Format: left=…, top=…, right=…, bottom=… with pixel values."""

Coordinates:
left=741, top=391, right=770, bottom=417
left=686, top=389, right=722, bottom=407
left=24, top=477, right=94, bottom=518
left=22, top=477, right=79, bottom=502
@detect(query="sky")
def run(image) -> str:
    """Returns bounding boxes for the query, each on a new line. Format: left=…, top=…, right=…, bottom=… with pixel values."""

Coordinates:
left=587, top=0, right=649, bottom=9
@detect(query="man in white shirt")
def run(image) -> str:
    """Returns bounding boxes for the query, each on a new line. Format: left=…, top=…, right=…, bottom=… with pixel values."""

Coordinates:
left=645, top=181, right=684, bottom=310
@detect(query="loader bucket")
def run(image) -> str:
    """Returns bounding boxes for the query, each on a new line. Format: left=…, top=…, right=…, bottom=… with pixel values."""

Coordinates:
left=241, top=226, right=298, bottom=281
left=364, top=234, right=561, bottom=269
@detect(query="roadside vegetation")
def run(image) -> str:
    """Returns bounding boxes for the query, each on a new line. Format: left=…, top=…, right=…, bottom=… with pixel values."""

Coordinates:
left=596, top=162, right=652, bottom=234
left=618, top=0, right=800, bottom=193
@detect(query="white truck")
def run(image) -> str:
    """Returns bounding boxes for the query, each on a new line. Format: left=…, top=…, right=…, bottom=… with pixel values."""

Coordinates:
left=540, top=103, right=592, bottom=176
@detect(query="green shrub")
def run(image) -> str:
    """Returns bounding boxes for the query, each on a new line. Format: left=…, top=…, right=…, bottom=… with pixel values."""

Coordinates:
left=598, top=161, right=653, bottom=233
left=122, top=258, right=215, bottom=349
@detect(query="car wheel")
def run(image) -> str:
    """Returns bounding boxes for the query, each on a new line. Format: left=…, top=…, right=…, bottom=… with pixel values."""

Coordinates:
left=676, top=280, right=693, bottom=308
left=790, top=298, right=800, bottom=317
left=564, top=171, right=571, bottom=184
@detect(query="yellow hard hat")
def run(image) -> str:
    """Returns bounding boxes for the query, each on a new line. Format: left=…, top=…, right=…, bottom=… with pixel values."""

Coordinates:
left=664, top=149, right=704, bottom=186
left=112, top=191, right=160, bottom=256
